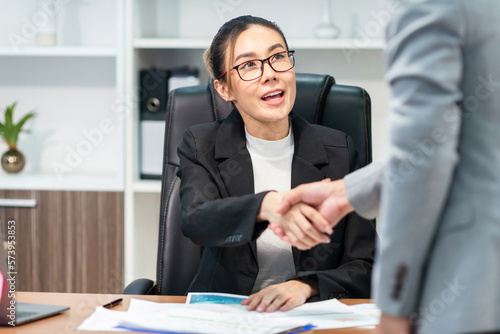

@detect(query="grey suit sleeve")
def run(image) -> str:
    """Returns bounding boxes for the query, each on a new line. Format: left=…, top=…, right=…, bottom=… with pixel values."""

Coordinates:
left=344, top=159, right=386, bottom=219
left=373, top=0, right=465, bottom=316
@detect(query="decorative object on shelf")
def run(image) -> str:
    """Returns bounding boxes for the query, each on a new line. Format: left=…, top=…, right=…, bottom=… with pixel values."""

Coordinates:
left=36, top=0, right=58, bottom=46
left=0, top=102, right=36, bottom=174
left=314, top=0, right=340, bottom=39
left=59, top=0, right=85, bottom=46
left=350, top=14, right=361, bottom=39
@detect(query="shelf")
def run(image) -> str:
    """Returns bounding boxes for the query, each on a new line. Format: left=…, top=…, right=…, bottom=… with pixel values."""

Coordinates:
left=132, top=180, right=162, bottom=193
left=134, top=38, right=385, bottom=50
left=0, top=172, right=124, bottom=192
left=134, top=38, right=210, bottom=49
left=289, top=38, right=384, bottom=50
left=0, top=46, right=117, bottom=57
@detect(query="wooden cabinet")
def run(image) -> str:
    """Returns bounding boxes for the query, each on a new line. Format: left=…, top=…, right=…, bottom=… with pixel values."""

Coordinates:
left=0, top=190, right=123, bottom=294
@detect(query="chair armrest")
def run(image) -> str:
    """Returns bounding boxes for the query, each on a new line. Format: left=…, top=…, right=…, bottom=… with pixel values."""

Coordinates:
left=123, top=278, right=157, bottom=295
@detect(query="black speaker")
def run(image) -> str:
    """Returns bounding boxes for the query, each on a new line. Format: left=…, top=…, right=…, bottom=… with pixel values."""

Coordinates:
left=139, top=67, right=200, bottom=179
left=139, top=68, right=169, bottom=179
left=139, top=68, right=169, bottom=121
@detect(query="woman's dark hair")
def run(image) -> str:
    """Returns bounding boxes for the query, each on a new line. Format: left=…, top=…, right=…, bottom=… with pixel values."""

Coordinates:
left=204, top=15, right=289, bottom=91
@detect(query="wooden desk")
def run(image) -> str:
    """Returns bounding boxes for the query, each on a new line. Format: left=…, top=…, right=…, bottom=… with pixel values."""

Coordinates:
left=4, top=292, right=375, bottom=333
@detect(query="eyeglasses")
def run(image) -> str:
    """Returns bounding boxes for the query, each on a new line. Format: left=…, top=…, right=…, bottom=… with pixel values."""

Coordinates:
left=218, top=50, right=295, bottom=81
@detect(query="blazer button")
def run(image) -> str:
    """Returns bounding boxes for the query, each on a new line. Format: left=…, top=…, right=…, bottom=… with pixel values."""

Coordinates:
left=392, top=265, right=408, bottom=300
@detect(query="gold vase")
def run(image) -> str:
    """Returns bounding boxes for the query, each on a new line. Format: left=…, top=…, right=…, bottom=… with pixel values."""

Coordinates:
left=1, top=149, right=26, bottom=173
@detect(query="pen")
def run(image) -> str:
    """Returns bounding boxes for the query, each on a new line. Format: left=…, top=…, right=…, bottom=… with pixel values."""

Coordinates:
left=115, top=326, right=196, bottom=334
left=276, top=324, right=316, bottom=334
left=102, top=298, right=123, bottom=309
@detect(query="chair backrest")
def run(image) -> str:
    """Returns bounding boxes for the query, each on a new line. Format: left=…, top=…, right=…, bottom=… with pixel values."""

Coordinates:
left=156, top=73, right=372, bottom=295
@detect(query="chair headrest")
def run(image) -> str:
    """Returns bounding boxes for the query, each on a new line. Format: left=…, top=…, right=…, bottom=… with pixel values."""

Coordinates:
left=292, top=73, right=335, bottom=124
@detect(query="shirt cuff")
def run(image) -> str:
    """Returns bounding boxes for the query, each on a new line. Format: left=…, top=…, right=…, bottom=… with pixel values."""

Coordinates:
left=344, top=160, right=386, bottom=219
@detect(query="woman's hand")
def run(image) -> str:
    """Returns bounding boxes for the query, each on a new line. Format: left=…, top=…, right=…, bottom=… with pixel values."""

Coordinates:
left=258, top=192, right=332, bottom=250
left=241, top=280, right=318, bottom=312
left=277, top=179, right=354, bottom=227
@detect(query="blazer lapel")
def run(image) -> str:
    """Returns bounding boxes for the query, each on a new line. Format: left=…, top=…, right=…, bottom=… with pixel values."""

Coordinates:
left=289, top=114, right=330, bottom=267
left=215, top=109, right=254, bottom=197
left=290, top=113, right=330, bottom=187
left=215, top=109, right=258, bottom=260
left=214, top=112, right=330, bottom=192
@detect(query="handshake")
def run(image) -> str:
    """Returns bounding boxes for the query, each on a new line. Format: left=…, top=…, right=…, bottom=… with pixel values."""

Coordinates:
left=262, top=178, right=354, bottom=250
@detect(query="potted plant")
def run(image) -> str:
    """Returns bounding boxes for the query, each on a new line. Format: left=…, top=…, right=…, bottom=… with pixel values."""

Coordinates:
left=0, top=102, right=36, bottom=173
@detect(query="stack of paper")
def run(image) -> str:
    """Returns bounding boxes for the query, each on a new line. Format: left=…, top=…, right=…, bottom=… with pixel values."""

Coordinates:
left=78, top=293, right=380, bottom=333
left=186, top=292, right=380, bottom=331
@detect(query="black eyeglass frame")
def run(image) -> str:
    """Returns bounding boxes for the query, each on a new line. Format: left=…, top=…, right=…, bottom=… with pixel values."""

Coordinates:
left=218, top=50, right=296, bottom=81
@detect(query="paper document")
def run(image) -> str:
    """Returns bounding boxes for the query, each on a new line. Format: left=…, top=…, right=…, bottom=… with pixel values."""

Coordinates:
left=186, top=293, right=380, bottom=330
left=187, top=292, right=372, bottom=317
left=77, top=307, right=131, bottom=332
left=79, top=299, right=307, bottom=334
left=78, top=296, right=380, bottom=333
left=117, top=305, right=308, bottom=334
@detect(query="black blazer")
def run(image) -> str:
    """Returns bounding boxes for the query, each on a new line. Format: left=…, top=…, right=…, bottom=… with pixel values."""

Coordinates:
left=177, top=109, right=376, bottom=300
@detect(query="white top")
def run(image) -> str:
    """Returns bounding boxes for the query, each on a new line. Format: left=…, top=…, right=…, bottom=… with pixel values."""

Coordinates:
left=245, top=125, right=297, bottom=293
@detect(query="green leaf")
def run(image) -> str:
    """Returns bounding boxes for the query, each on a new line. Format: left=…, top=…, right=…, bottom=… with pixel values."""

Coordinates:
left=14, top=112, right=36, bottom=135
left=5, top=101, right=16, bottom=127
left=1, top=102, right=36, bottom=149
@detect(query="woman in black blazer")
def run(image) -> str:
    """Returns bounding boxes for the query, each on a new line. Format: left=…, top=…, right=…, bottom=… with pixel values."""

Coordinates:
left=177, top=15, right=376, bottom=313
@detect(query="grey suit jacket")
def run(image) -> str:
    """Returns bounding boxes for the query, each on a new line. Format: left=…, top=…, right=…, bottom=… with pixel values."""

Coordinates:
left=344, top=0, right=500, bottom=333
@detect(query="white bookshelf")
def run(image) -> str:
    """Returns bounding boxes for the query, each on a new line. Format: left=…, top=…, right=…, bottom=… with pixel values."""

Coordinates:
left=289, top=38, right=384, bottom=50
left=0, top=0, right=127, bottom=291
left=134, top=37, right=384, bottom=50
left=0, top=0, right=125, bottom=193
left=134, top=38, right=210, bottom=49
left=0, top=46, right=117, bottom=57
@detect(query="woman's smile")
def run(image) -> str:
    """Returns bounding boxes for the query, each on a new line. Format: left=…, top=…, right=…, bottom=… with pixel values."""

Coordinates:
left=261, top=89, right=285, bottom=106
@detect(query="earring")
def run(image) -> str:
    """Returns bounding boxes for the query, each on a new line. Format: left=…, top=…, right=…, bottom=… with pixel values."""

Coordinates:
left=225, top=98, right=228, bottom=102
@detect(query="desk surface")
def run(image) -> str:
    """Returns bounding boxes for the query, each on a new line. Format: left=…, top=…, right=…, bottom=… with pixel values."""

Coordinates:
left=6, top=292, right=376, bottom=333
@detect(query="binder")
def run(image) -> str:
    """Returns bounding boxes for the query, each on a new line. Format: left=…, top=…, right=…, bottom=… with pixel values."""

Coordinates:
left=139, top=67, right=199, bottom=179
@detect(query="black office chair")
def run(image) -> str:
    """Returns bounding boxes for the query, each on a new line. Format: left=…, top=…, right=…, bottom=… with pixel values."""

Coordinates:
left=124, top=73, right=372, bottom=295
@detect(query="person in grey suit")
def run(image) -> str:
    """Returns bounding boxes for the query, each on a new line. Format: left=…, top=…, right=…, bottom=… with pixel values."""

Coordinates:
left=274, top=0, right=500, bottom=333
